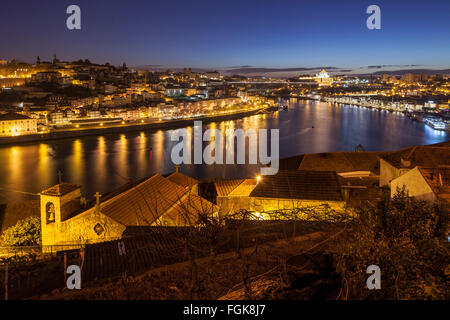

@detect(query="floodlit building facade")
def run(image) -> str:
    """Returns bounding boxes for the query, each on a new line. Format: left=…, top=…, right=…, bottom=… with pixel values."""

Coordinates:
left=0, top=112, right=38, bottom=136
left=39, top=172, right=213, bottom=250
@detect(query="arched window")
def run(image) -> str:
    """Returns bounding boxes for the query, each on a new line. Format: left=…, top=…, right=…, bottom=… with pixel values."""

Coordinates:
left=46, top=202, right=56, bottom=224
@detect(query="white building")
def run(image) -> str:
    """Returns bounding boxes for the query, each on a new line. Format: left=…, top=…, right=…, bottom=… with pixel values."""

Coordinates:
left=0, top=112, right=38, bottom=135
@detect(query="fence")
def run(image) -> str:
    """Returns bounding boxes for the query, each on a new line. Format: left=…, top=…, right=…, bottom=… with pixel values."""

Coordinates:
left=0, top=243, right=90, bottom=259
left=0, top=246, right=42, bottom=258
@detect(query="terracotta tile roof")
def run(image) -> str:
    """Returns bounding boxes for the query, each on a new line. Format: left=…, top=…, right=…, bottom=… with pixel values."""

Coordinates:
left=418, top=167, right=450, bottom=204
left=41, top=183, right=80, bottom=196
left=0, top=112, right=32, bottom=121
left=99, top=174, right=186, bottom=226
left=99, top=174, right=216, bottom=226
left=100, top=177, right=149, bottom=202
left=277, top=155, right=304, bottom=171
left=229, top=179, right=257, bottom=196
left=427, top=141, right=450, bottom=148
left=250, top=170, right=343, bottom=201
left=380, top=146, right=450, bottom=169
left=166, top=171, right=198, bottom=188
left=162, top=192, right=218, bottom=225
left=214, top=179, right=245, bottom=197
left=298, top=151, right=385, bottom=174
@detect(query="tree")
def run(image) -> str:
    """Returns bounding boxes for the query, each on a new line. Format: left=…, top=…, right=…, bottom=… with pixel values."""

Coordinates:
left=0, top=217, right=41, bottom=247
left=330, top=189, right=449, bottom=299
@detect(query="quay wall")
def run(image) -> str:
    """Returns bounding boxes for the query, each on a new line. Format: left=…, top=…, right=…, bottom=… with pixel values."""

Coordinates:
left=0, top=107, right=275, bottom=146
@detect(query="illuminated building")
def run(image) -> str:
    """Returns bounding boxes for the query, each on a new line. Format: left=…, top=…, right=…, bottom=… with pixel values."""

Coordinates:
left=0, top=78, right=26, bottom=87
left=215, top=171, right=347, bottom=217
left=39, top=173, right=214, bottom=248
left=205, top=71, right=221, bottom=80
left=390, top=167, right=450, bottom=205
left=402, top=73, right=428, bottom=83
left=30, top=71, right=62, bottom=83
left=379, top=145, right=450, bottom=187
left=0, top=112, right=38, bottom=136
left=315, top=69, right=333, bottom=86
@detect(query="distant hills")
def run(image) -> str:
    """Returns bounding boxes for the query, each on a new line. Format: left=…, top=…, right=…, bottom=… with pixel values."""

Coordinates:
left=371, top=69, right=450, bottom=76
left=223, top=67, right=340, bottom=74
left=134, top=64, right=450, bottom=77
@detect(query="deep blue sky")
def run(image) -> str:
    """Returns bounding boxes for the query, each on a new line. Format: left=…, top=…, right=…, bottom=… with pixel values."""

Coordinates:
left=1, top=0, right=449, bottom=69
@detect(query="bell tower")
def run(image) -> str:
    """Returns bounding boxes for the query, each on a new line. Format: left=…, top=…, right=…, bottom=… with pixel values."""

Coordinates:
left=40, top=182, right=81, bottom=247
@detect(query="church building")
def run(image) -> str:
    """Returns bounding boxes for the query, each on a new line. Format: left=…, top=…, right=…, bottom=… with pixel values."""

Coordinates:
left=40, top=172, right=214, bottom=250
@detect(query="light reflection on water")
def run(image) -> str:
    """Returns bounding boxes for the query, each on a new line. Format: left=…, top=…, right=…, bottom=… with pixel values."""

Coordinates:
left=0, top=99, right=447, bottom=203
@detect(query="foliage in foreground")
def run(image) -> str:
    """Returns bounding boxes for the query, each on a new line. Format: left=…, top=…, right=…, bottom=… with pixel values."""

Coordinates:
left=330, top=190, right=449, bottom=299
left=0, top=216, right=41, bottom=247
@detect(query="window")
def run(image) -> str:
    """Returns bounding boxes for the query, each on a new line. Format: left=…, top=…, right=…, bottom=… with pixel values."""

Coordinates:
left=46, top=202, right=56, bottom=224
left=93, top=223, right=104, bottom=235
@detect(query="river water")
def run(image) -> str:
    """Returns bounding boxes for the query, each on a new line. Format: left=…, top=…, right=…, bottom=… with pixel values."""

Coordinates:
left=0, top=99, right=447, bottom=203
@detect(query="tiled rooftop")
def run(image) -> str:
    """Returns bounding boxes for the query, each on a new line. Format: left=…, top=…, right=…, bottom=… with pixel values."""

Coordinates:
left=228, top=179, right=257, bottom=197
left=418, top=167, right=450, bottom=205
left=99, top=174, right=216, bottom=226
left=250, top=170, right=343, bottom=201
left=166, top=171, right=198, bottom=189
left=298, top=151, right=385, bottom=174
left=0, top=112, right=33, bottom=121
left=214, top=179, right=246, bottom=197
left=380, top=146, right=450, bottom=169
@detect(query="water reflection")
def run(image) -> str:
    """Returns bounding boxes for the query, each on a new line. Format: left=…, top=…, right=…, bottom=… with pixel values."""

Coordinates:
left=38, top=144, right=51, bottom=188
left=116, top=134, right=128, bottom=182
left=0, top=100, right=447, bottom=203
left=70, top=139, right=84, bottom=185
left=93, top=136, right=107, bottom=190
left=137, top=132, right=148, bottom=178
left=9, top=147, right=21, bottom=186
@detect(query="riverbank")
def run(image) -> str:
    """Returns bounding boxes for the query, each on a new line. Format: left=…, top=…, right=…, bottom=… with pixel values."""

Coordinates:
left=292, top=95, right=450, bottom=132
left=0, top=106, right=276, bottom=146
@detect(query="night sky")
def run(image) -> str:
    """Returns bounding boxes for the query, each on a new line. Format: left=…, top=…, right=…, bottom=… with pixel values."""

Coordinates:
left=1, top=0, right=449, bottom=70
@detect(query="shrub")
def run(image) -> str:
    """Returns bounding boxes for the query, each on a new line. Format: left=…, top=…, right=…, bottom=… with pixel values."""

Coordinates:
left=330, top=189, right=449, bottom=299
left=0, top=216, right=41, bottom=247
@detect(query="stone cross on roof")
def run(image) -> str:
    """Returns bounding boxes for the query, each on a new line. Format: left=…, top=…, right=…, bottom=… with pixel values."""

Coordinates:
left=94, top=192, right=101, bottom=206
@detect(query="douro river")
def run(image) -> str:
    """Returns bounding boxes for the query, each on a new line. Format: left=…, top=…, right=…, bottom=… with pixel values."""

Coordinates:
left=0, top=99, right=447, bottom=203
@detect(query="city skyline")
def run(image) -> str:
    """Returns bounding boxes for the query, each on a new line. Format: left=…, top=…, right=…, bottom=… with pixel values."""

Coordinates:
left=1, top=0, right=450, bottom=70
left=0, top=0, right=448, bottom=304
